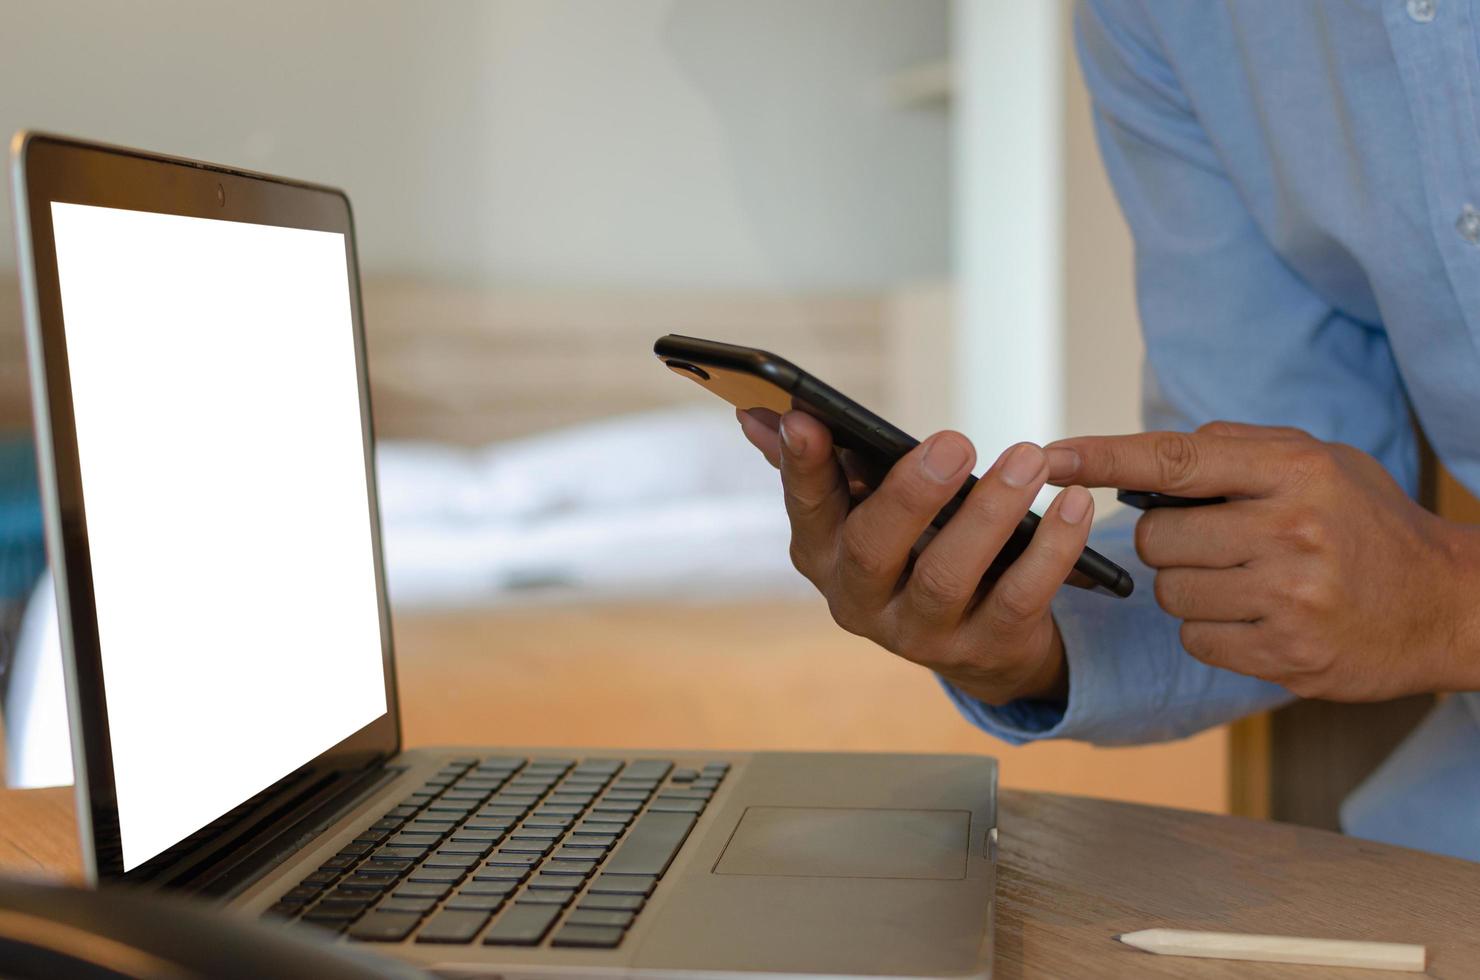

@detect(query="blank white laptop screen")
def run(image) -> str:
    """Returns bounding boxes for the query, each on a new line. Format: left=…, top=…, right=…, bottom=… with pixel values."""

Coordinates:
left=49, top=202, right=388, bottom=872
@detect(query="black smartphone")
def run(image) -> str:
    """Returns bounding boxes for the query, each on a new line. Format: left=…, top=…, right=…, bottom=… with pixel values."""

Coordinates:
left=654, top=334, right=1134, bottom=598
left=1116, top=490, right=1226, bottom=510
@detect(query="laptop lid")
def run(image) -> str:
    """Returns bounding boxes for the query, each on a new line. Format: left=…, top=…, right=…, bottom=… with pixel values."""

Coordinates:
left=10, top=133, right=401, bottom=888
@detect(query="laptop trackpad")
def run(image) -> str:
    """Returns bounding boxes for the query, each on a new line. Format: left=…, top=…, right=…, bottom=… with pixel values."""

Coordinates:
left=713, top=807, right=968, bottom=880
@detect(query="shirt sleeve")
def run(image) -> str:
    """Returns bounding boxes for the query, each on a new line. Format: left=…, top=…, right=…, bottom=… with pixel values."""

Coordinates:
left=944, top=0, right=1418, bottom=746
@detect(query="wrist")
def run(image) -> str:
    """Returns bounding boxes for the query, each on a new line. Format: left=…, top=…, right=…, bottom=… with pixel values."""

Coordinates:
left=1439, top=522, right=1480, bottom=692
left=947, top=617, right=1069, bottom=707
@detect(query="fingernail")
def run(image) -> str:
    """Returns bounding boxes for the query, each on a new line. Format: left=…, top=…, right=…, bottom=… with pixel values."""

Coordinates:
left=1059, top=486, right=1092, bottom=524
left=1046, top=447, right=1080, bottom=481
left=999, top=443, right=1046, bottom=487
left=922, top=435, right=970, bottom=483
left=780, top=416, right=805, bottom=455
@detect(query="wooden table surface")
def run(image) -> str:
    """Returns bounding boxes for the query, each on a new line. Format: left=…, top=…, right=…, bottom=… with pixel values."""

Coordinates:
left=2, top=785, right=1477, bottom=977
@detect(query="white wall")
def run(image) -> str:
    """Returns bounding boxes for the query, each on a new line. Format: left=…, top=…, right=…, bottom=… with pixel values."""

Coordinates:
left=949, top=0, right=1141, bottom=478
left=0, top=0, right=948, bottom=288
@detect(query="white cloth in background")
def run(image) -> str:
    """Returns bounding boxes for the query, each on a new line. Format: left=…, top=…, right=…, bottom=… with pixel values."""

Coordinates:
left=375, top=406, right=808, bottom=605
left=6, top=406, right=808, bottom=786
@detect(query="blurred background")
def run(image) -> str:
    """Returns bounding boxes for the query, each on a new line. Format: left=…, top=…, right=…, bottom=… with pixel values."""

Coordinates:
left=0, top=2, right=1227, bottom=810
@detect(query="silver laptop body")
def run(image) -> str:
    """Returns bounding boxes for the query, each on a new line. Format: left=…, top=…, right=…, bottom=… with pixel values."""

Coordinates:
left=12, top=131, right=996, bottom=979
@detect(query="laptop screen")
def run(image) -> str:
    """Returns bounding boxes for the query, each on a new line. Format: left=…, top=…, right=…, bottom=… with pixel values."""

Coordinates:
left=49, top=201, right=389, bottom=872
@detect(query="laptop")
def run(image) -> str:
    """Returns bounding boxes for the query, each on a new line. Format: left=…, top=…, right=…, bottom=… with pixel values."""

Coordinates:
left=10, top=132, right=997, bottom=978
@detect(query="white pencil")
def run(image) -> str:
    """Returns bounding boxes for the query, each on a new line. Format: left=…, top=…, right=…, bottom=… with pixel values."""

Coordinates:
left=1118, top=929, right=1426, bottom=972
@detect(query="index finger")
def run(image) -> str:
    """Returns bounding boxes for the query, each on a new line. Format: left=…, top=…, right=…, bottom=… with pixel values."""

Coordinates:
left=1044, top=430, right=1290, bottom=498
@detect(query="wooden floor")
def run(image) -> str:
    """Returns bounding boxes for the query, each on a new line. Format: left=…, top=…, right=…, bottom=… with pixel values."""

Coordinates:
left=394, top=599, right=1229, bottom=813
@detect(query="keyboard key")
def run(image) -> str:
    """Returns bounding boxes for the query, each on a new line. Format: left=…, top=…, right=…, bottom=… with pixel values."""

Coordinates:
left=508, top=828, right=563, bottom=842
left=530, top=757, right=577, bottom=769
left=405, top=819, right=457, bottom=834
left=369, top=818, right=402, bottom=832
left=546, top=794, right=595, bottom=807
left=386, top=834, right=437, bottom=850
left=319, top=856, right=356, bottom=871
left=553, top=845, right=608, bottom=862
left=279, top=886, right=320, bottom=904
left=446, top=893, right=508, bottom=912
left=318, top=893, right=375, bottom=911
left=409, top=866, right=467, bottom=884
left=474, top=865, right=530, bottom=882
left=552, top=924, right=625, bottom=949
left=526, top=873, right=580, bottom=891
left=423, top=850, right=482, bottom=869
left=543, top=859, right=598, bottom=877
left=463, top=820, right=514, bottom=833
left=347, top=866, right=402, bottom=880
left=701, top=762, right=730, bottom=774
left=501, top=838, right=556, bottom=855
left=483, top=903, right=562, bottom=946
left=658, top=789, right=713, bottom=801
left=564, top=834, right=619, bottom=850
left=575, top=759, right=623, bottom=774
left=604, top=811, right=697, bottom=877
left=338, top=874, right=394, bottom=893
left=453, top=827, right=506, bottom=841
left=459, top=880, right=519, bottom=897
left=439, top=840, right=497, bottom=856
left=577, top=817, right=630, bottom=832
left=424, top=803, right=476, bottom=817
left=692, top=778, right=720, bottom=791
left=488, top=850, right=543, bottom=866
left=301, top=904, right=360, bottom=922
left=591, top=799, right=642, bottom=814
left=523, top=816, right=574, bottom=830
left=670, top=769, right=699, bottom=783
left=515, top=887, right=576, bottom=906
left=568, top=909, right=635, bottom=929
left=578, top=893, right=644, bottom=912
left=387, top=804, right=420, bottom=818
left=560, top=779, right=608, bottom=793
left=416, top=908, right=492, bottom=944
left=348, top=911, right=421, bottom=942
left=360, top=858, right=415, bottom=875
left=393, top=882, right=454, bottom=900
left=589, top=874, right=655, bottom=896
left=353, top=829, right=390, bottom=845
left=648, top=797, right=705, bottom=814
left=337, top=842, right=373, bottom=857
left=624, top=760, right=673, bottom=781
left=301, top=870, right=339, bottom=887
left=379, top=897, right=439, bottom=914
left=373, top=845, right=427, bottom=861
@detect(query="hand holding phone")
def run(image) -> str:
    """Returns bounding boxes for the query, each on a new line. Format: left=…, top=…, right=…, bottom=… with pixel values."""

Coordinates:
left=653, top=334, right=1125, bottom=707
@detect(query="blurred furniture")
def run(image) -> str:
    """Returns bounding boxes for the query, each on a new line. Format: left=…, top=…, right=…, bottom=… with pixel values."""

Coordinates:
left=3, top=785, right=1479, bottom=978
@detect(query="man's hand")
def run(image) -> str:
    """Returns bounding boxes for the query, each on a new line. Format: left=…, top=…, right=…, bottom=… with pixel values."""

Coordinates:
left=738, top=408, right=1095, bottom=706
left=1046, top=422, right=1480, bottom=701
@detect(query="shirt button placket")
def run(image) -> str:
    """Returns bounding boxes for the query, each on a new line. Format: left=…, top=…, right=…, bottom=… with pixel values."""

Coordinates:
left=1407, top=0, right=1437, bottom=22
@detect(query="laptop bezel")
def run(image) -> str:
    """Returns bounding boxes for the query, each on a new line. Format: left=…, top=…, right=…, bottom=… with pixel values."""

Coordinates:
left=10, top=132, right=403, bottom=884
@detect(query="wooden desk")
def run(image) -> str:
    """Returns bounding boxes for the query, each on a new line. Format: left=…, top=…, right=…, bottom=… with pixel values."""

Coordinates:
left=3, top=786, right=1477, bottom=977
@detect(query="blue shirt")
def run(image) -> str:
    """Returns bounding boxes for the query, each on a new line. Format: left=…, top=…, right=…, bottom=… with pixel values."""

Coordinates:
left=947, top=0, right=1480, bottom=861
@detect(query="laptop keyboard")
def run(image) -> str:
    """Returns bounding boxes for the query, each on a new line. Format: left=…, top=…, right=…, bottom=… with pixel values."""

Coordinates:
left=264, top=756, right=726, bottom=949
